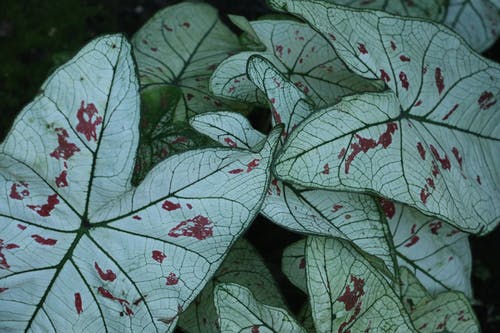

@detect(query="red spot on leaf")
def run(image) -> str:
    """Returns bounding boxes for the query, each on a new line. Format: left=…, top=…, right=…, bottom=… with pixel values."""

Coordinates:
left=150, top=47, right=158, bottom=52
left=133, top=296, right=145, bottom=306
left=431, top=161, right=440, bottom=177
left=429, top=221, right=442, bottom=234
left=76, top=101, right=103, bottom=142
left=186, top=93, right=194, bottom=101
left=338, top=147, right=346, bottom=159
left=224, top=137, right=237, bottom=147
left=152, top=250, right=167, bottom=263
left=405, top=235, right=420, bottom=247
left=399, top=71, right=409, bottom=90
left=50, top=128, right=81, bottom=160
left=0, top=288, right=8, bottom=293
left=275, top=45, right=284, bottom=57
left=345, top=123, right=398, bottom=174
left=435, top=68, right=445, bottom=94
left=251, top=326, right=260, bottom=333
left=186, top=203, right=193, bottom=209
left=0, top=240, right=20, bottom=269
left=332, top=204, right=343, bottom=213
left=74, top=292, right=83, bottom=314
left=228, top=168, right=244, bottom=174
left=132, top=215, right=141, bottom=220
left=416, top=142, right=426, bottom=160
left=328, top=33, right=336, bottom=41
left=95, top=262, right=116, bottom=282
left=182, top=22, right=190, bottom=28
left=420, top=186, right=431, bottom=204
left=27, top=194, right=59, bottom=217
left=165, top=272, right=179, bottom=285
left=426, top=177, right=435, bottom=189
left=322, top=163, right=330, bottom=174
left=379, top=198, right=395, bottom=219
left=337, top=275, right=365, bottom=311
left=451, top=147, right=463, bottom=170
left=415, top=100, right=422, bottom=106
left=399, top=55, right=410, bottom=62
left=299, top=258, right=306, bottom=269
left=9, top=182, right=30, bottom=200
left=442, top=104, right=459, bottom=121
left=478, top=91, right=496, bottom=110
left=380, top=69, right=391, bottom=82
left=17, top=224, right=27, bottom=230
left=55, top=170, right=68, bottom=188
left=270, top=179, right=281, bottom=196
left=430, top=145, right=451, bottom=171
left=31, top=234, right=57, bottom=246
left=162, top=200, right=181, bottom=211
left=358, top=43, right=368, bottom=54
left=247, top=159, right=260, bottom=172
left=390, top=41, right=396, bottom=50
left=476, top=175, right=481, bottom=185
left=168, top=215, right=213, bottom=240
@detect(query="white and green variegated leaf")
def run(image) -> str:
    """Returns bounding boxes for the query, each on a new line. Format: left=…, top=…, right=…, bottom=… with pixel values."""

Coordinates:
left=214, top=283, right=306, bottom=333
left=305, top=236, right=414, bottom=333
left=444, top=0, right=499, bottom=52
left=272, top=1, right=500, bottom=234
left=382, top=199, right=472, bottom=297
left=400, top=267, right=480, bottom=332
left=131, top=3, right=243, bottom=181
left=282, top=239, right=308, bottom=293
left=210, top=18, right=380, bottom=108
left=330, top=0, right=446, bottom=20
left=291, top=0, right=498, bottom=52
left=177, top=238, right=285, bottom=333
left=0, top=35, right=280, bottom=332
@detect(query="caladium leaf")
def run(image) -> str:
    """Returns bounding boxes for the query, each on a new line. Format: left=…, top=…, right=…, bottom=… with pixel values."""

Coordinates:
left=214, top=283, right=306, bottom=333
left=305, top=236, right=414, bottom=333
left=384, top=199, right=472, bottom=297
left=331, top=0, right=446, bottom=20
left=131, top=2, right=244, bottom=181
left=210, top=18, right=380, bottom=108
left=272, top=1, right=500, bottom=234
left=444, top=0, right=499, bottom=52
left=195, top=57, right=397, bottom=273
left=282, top=239, right=308, bottom=293
left=177, top=238, right=286, bottom=333
left=0, top=34, right=281, bottom=332
left=400, top=267, right=480, bottom=332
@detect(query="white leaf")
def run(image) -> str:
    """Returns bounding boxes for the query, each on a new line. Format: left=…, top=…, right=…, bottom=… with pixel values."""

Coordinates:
left=0, top=35, right=280, bottom=332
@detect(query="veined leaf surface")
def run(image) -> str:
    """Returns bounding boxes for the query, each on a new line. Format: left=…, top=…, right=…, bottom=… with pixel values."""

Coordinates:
left=131, top=3, right=243, bottom=182
left=177, top=238, right=285, bottom=333
left=272, top=1, right=500, bottom=234
left=210, top=18, right=379, bottom=107
left=0, top=35, right=280, bottom=332
left=305, top=236, right=414, bottom=333
left=214, top=283, right=306, bottom=333
left=400, top=267, right=480, bottom=332
left=385, top=199, right=472, bottom=297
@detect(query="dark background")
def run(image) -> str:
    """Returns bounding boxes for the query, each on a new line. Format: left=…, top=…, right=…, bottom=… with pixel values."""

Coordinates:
left=1, top=0, right=498, bottom=331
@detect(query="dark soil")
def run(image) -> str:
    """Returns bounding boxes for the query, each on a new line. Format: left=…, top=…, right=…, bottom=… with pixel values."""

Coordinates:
left=1, top=1, right=499, bottom=332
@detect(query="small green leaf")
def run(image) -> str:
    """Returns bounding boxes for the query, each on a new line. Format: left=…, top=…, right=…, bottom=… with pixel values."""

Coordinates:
left=305, top=236, right=414, bottom=333
left=178, top=238, right=285, bottom=333
left=272, top=1, right=499, bottom=234
left=214, top=283, right=306, bottom=333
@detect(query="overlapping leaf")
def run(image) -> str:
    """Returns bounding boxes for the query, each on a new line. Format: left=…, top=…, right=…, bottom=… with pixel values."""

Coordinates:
left=272, top=0, right=500, bottom=234
left=384, top=199, right=472, bottom=297
left=332, top=0, right=446, bottom=20
left=305, top=236, right=414, bottom=333
left=193, top=58, right=396, bottom=274
left=131, top=2, right=243, bottom=181
left=210, top=18, right=380, bottom=107
left=177, top=238, right=285, bottom=333
left=0, top=35, right=280, bottom=332
left=400, top=267, right=480, bottom=332
left=214, top=283, right=306, bottom=333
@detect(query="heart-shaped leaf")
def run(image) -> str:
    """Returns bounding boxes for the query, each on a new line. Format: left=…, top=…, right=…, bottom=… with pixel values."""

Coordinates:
left=131, top=2, right=244, bottom=181
left=305, top=236, right=414, bottom=333
left=177, top=238, right=286, bottom=333
left=210, top=18, right=380, bottom=108
left=400, top=267, right=480, bottom=332
left=214, top=283, right=306, bottom=333
left=0, top=34, right=280, bottom=332
left=385, top=199, right=472, bottom=297
left=272, top=1, right=500, bottom=234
